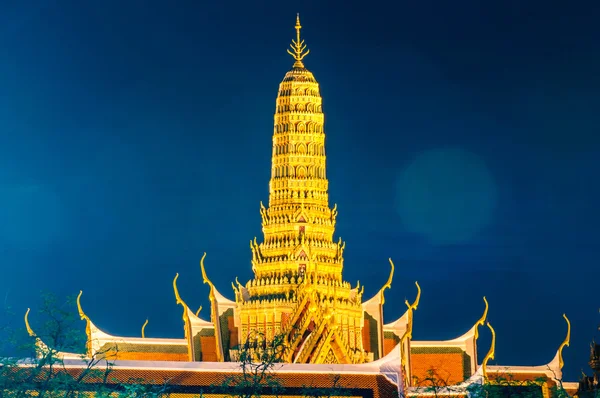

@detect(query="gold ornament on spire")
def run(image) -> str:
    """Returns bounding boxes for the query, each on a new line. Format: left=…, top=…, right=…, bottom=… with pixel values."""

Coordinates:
left=287, top=13, right=310, bottom=67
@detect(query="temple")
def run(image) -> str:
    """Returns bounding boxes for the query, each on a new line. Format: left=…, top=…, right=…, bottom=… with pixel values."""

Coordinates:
left=20, top=15, right=582, bottom=397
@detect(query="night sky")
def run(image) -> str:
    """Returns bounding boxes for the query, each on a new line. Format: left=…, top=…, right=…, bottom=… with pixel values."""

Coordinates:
left=1, top=0, right=599, bottom=382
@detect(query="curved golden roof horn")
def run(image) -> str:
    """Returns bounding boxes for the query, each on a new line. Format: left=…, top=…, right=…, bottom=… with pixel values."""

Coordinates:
left=558, top=313, right=571, bottom=370
left=76, top=290, right=90, bottom=323
left=400, top=282, right=421, bottom=345
left=172, top=273, right=193, bottom=360
left=76, top=290, right=93, bottom=356
left=199, top=252, right=216, bottom=301
left=24, top=308, right=35, bottom=337
left=173, top=273, right=190, bottom=321
left=481, top=321, right=496, bottom=379
left=474, top=296, right=489, bottom=340
left=141, top=319, right=148, bottom=338
left=380, top=258, right=395, bottom=305
left=405, top=281, right=421, bottom=311
left=195, top=306, right=202, bottom=317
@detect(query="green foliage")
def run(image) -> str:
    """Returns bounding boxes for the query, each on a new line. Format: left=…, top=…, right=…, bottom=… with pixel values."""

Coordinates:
left=0, top=292, right=171, bottom=398
left=410, top=367, right=574, bottom=398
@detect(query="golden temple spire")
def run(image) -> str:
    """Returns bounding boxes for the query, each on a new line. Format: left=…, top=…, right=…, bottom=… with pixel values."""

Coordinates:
left=287, top=13, right=310, bottom=67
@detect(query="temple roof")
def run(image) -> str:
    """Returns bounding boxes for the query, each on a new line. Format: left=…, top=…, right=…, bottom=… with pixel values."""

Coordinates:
left=13, top=357, right=400, bottom=398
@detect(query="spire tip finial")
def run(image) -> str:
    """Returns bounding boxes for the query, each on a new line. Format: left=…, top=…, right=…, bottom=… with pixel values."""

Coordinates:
left=287, top=13, right=310, bottom=67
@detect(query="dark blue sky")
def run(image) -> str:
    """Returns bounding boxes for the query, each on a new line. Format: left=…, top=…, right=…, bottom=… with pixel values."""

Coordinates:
left=1, top=0, right=598, bottom=381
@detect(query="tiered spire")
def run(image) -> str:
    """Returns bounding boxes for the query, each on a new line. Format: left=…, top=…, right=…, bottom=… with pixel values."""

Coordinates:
left=235, top=16, right=367, bottom=364
left=252, top=13, right=341, bottom=282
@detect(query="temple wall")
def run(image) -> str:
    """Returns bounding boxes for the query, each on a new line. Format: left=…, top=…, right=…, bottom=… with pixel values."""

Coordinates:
left=410, top=347, right=471, bottom=386
left=102, top=351, right=189, bottom=362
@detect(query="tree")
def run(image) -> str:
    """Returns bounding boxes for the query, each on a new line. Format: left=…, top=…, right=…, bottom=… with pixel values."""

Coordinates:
left=210, top=330, right=286, bottom=398
left=210, top=330, right=359, bottom=398
left=409, top=365, right=572, bottom=398
left=0, top=292, right=171, bottom=398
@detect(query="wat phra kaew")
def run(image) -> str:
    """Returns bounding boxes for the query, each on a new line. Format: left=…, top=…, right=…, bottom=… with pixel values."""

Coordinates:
left=21, top=15, right=585, bottom=398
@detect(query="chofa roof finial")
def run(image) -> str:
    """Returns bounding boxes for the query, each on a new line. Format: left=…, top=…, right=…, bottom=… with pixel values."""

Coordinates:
left=558, top=313, right=571, bottom=370
left=474, top=297, right=489, bottom=340
left=482, top=321, right=496, bottom=379
left=200, top=252, right=216, bottom=302
left=379, top=258, right=395, bottom=305
left=141, top=319, right=149, bottom=338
